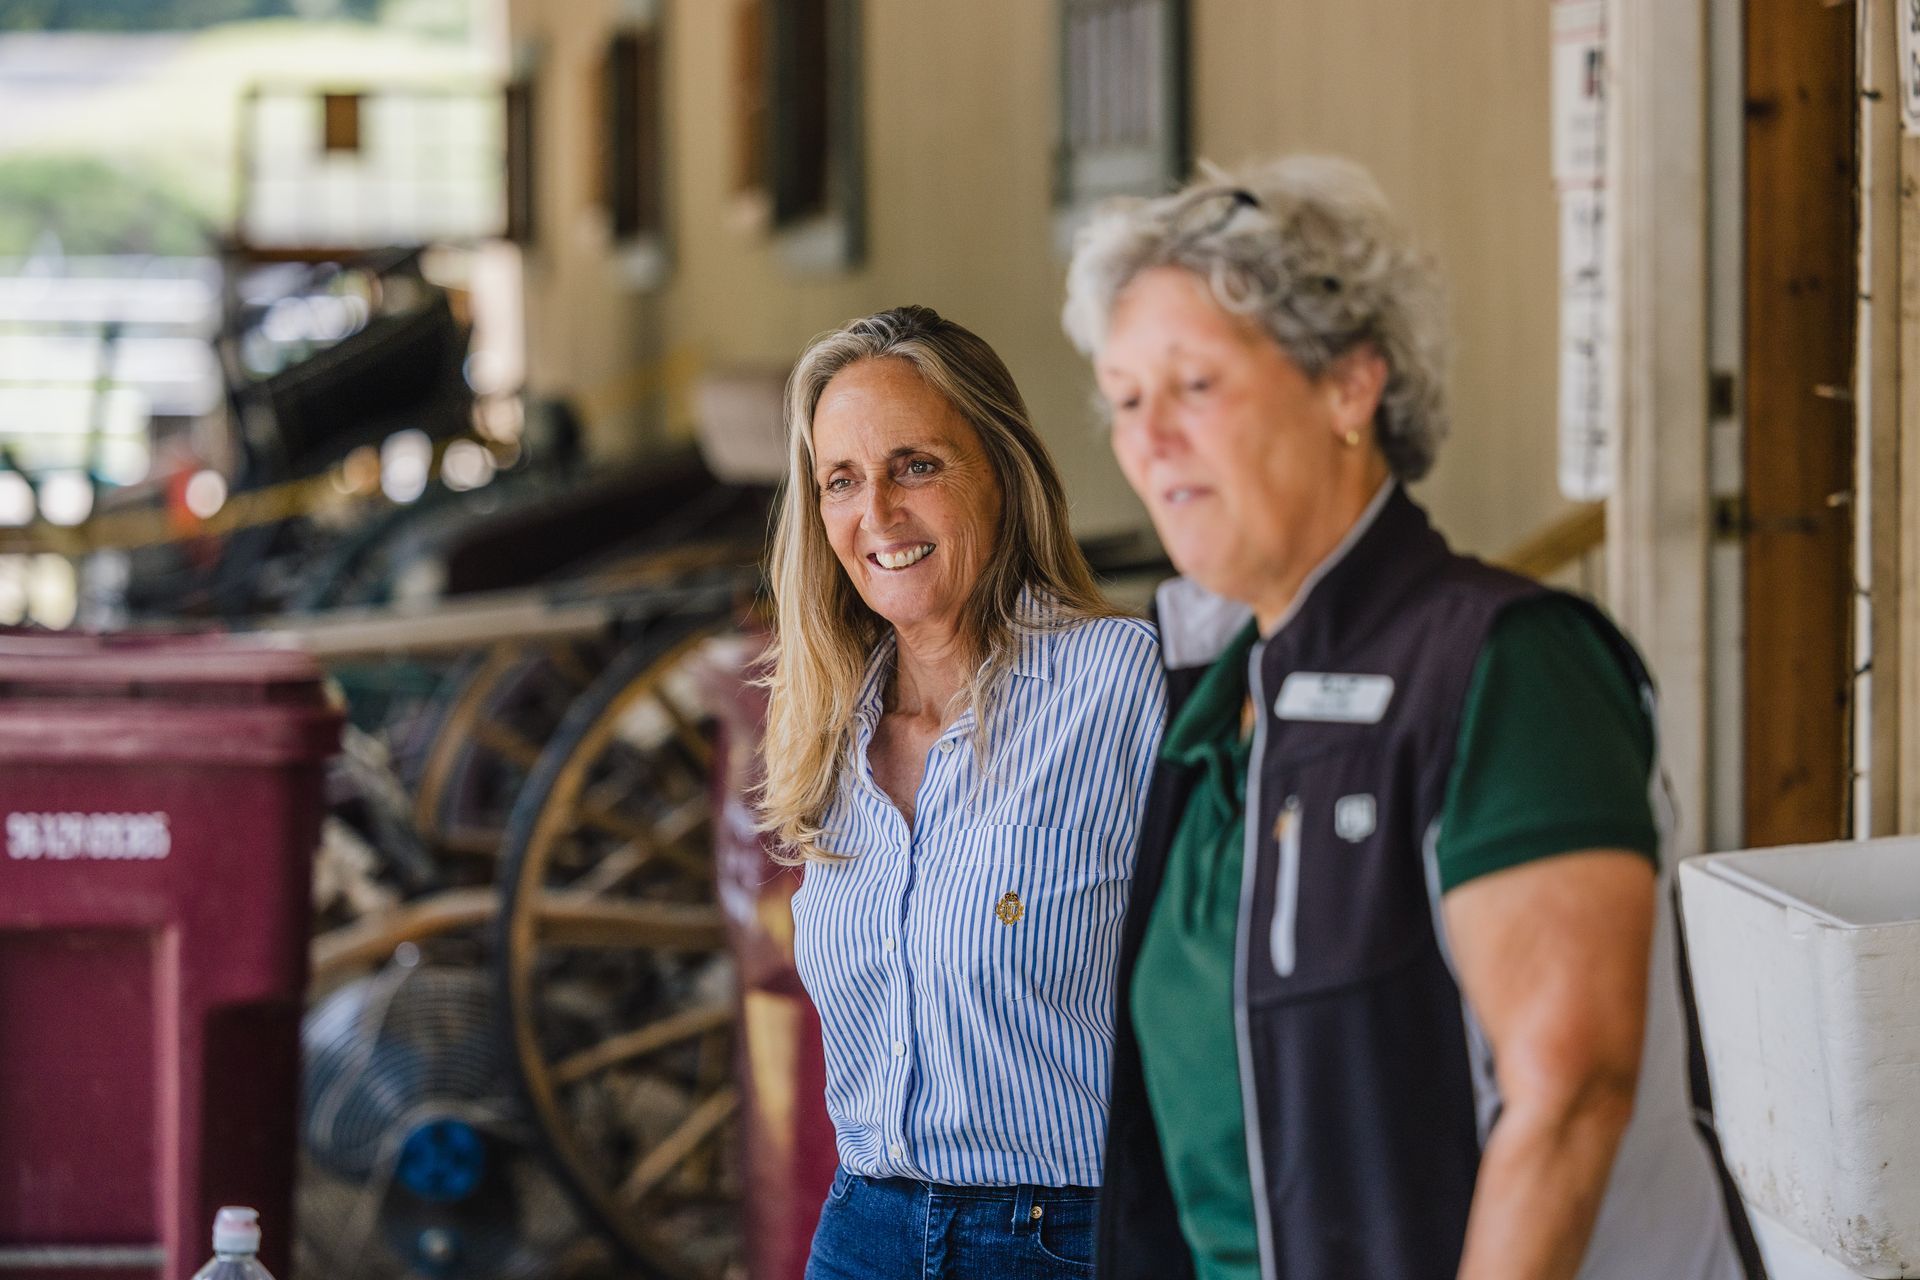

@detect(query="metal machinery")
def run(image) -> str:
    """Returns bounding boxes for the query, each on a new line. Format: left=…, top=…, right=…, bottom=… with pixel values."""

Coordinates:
left=97, top=236, right=786, bottom=1277
left=288, top=476, right=774, bottom=1280
left=3, top=78, right=831, bottom=1276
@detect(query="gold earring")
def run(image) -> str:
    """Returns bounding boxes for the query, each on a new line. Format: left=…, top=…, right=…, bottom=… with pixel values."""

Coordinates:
left=1343, top=429, right=1362, bottom=447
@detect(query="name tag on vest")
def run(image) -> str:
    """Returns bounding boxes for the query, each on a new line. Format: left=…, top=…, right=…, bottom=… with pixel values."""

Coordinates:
left=1274, top=673, right=1395, bottom=724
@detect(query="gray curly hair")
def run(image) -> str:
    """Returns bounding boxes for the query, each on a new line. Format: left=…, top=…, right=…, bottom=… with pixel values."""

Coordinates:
left=1061, top=155, right=1451, bottom=481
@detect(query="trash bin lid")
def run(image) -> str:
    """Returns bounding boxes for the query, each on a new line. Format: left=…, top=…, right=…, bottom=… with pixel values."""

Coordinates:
left=0, top=630, right=341, bottom=764
left=0, top=630, right=321, bottom=693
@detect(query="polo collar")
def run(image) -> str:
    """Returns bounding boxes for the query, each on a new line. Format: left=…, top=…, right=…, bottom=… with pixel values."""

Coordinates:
left=1258, top=482, right=1450, bottom=676
left=1260, top=479, right=1396, bottom=639
left=1154, top=481, right=1415, bottom=673
left=1161, top=618, right=1258, bottom=766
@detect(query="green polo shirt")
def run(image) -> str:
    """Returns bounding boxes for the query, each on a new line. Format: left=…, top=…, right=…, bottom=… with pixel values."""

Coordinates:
left=1129, top=597, right=1658, bottom=1280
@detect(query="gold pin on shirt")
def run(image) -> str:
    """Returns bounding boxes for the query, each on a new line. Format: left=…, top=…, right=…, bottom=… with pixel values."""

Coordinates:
left=995, top=891, right=1024, bottom=925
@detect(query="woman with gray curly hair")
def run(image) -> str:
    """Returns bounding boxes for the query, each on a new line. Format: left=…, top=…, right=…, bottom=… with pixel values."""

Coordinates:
left=1062, top=157, right=1745, bottom=1280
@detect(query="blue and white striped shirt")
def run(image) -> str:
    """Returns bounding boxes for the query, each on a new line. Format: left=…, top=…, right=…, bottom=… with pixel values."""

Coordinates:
left=791, top=613, right=1166, bottom=1187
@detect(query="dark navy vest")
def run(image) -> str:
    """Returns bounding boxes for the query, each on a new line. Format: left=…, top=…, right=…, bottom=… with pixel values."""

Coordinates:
left=1097, top=487, right=1649, bottom=1280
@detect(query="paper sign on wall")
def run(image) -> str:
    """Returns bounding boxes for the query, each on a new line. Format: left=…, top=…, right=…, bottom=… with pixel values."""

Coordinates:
left=1557, top=188, right=1613, bottom=502
left=1552, top=0, right=1614, bottom=501
left=1900, top=0, right=1920, bottom=135
left=1551, top=0, right=1607, bottom=186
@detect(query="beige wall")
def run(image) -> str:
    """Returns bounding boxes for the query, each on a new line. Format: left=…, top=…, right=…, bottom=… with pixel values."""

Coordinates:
left=510, top=0, right=1567, bottom=553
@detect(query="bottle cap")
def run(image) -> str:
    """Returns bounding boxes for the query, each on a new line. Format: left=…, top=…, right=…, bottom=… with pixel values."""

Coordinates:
left=212, top=1207, right=261, bottom=1255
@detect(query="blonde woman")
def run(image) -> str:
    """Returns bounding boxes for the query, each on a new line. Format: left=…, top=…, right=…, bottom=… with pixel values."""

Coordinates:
left=761, top=305, right=1166, bottom=1280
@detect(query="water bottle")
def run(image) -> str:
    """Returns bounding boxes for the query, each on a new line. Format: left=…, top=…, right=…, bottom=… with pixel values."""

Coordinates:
left=189, top=1207, right=276, bottom=1280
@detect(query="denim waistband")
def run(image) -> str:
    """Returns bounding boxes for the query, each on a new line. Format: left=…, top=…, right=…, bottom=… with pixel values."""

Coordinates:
left=840, top=1169, right=1099, bottom=1202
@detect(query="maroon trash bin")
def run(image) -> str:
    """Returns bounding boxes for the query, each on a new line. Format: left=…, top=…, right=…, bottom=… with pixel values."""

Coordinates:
left=0, top=632, right=339, bottom=1280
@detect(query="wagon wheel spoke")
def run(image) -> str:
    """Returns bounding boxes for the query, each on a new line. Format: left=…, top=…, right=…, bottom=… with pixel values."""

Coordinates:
left=551, top=1002, right=735, bottom=1087
left=685, top=1028, right=732, bottom=1189
left=571, top=804, right=710, bottom=876
left=591, top=743, right=698, bottom=807
left=616, top=1087, right=740, bottom=1210
left=565, top=798, right=712, bottom=897
left=413, top=642, right=601, bottom=855
left=472, top=718, right=546, bottom=769
left=309, top=885, right=497, bottom=988
left=652, top=687, right=714, bottom=770
left=412, top=645, right=528, bottom=839
left=545, top=639, right=602, bottom=691
left=530, top=894, right=726, bottom=951
left=576, top=766, right=651, bottom=825
left=438, top=825, right=506, bottom=857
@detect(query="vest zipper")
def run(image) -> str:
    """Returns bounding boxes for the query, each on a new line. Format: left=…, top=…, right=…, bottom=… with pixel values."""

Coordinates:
left=1270, top=795, right=1303, bottom=977
left=1238, top=642, right=1279, bottom=1280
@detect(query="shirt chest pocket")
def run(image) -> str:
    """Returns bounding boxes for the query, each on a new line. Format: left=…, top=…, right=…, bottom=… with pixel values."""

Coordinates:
left=925, top=825, right=1129, bottom=1004
left=1246, top=744, right=1434, bottom=1006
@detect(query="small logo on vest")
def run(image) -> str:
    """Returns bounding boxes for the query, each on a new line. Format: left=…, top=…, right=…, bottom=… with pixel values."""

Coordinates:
left=995, top=891, right=1024, bottom=925
left=1334, top=795, right=1376, bottom=843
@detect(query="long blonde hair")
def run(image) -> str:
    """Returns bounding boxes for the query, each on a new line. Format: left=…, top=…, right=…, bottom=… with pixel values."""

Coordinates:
left=759, top=305, right=1115, bottom=862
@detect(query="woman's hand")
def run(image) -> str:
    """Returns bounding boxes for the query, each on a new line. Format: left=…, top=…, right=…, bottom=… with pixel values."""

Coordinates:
left=1442, top=849, right=1657, bottom=1280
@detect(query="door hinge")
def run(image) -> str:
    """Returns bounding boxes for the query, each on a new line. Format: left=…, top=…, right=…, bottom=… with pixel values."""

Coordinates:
left=1713, top=494, right=1748, bottom=541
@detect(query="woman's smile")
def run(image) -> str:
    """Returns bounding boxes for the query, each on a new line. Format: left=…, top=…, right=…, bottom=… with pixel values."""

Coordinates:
left=869, top=542, right=937, bottom=570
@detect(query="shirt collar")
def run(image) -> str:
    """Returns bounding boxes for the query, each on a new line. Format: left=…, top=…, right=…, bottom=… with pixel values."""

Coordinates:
left=1010, top=588, right=1055, bottom=681
left=853, top=588, right=1057, bottom=726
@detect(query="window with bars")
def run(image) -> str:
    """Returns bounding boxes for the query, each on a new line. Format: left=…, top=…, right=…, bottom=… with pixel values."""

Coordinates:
left=732, top=0, right=768, bottom=197
left=769, top=0, right=833, bottom=226
left=731, top=0, right=863, bottom=270
left=504, top=76, right=536, bottom=246
left=602, top=26, right=665, bottom=244
left=1056, top=0, right=1187, bottom=221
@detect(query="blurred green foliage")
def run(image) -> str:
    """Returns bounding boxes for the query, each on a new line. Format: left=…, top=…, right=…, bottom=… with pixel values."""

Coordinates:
left=0, top=155, right=210, bottom=256
left=0, top=0, right=385, bottom=31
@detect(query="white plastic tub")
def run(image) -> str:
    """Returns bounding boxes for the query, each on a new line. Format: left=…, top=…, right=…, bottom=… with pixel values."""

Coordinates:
left=1679, top=839, right=1920, bottom=1277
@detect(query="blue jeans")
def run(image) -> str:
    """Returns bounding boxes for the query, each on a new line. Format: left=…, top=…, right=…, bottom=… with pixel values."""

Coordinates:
left=804, top=1168, right=1099, bottom=1279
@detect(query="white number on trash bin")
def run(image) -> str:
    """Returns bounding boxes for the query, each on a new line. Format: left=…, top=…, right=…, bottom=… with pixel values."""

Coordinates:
left=6, top=812, right=171, bottom=861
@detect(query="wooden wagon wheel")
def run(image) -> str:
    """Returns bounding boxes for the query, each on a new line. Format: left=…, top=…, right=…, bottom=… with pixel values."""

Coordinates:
left=409, top=638, right=613, bottom=856
left=494, top=617, right=741, bottom=1280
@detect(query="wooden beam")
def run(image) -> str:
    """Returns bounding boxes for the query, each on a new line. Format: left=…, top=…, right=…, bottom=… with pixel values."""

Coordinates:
left=1496, top=503, right=1605, bottom=581
left=1607, top=0, right=1712, bottom=856
left=1741, top=0, right=1856, bottom=846
left=1860, top=0, right=1903, bottom=835
left=258, top=589, right=612, bottom=660
left=1903, top=134, right=1920, bottom=832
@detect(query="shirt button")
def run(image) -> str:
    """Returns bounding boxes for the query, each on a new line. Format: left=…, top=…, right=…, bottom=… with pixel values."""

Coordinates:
left=888, top=1142, right=904, bottom=1159
left=892, top=1040, right=906, bottom=1057
left=883, top=936, right=897, bottom=952
left=938, top=739, right=955, bottom=753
